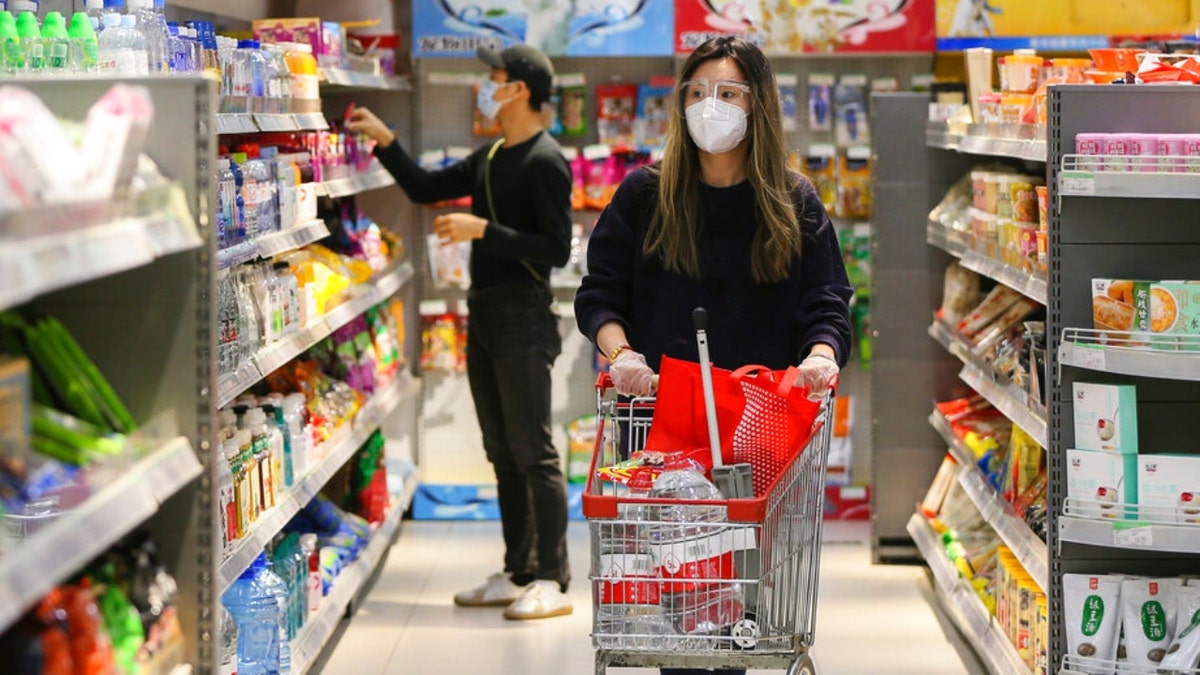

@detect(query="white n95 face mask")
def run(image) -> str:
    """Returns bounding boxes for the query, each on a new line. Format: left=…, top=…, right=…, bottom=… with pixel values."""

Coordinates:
left=685, top=97, right=748, bottom=155
left=477, top=79, right=508, bottom=120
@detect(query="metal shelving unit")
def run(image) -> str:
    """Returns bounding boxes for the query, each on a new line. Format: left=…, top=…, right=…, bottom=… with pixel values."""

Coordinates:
left=0, top=186, right=201, bottom=311
left=316, top=166, right=396, bottom=199
left=319, top=68, right=410, bottom=91
left=215, top=111, right=330, bottom=135
left=1046, top=85, right=1200, bottom=673
left=926, top=121, right=1047, bottom=162
left=925, top=219, right=1047, bottom=305
left=1058, top=155, right=1200, bottom=199
left=218, top=374, right=420, bottom=592
left=929, top=412, right=1049, bottom=590
left=217, top=260, right=414, bottom=408
left=0, top=437, right=200, bottom=633
left=216, top=219, right=330, bottom=270
left=907, top=513, right=1033, bottom=675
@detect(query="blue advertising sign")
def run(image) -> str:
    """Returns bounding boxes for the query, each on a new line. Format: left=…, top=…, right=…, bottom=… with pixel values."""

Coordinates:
left=413, top=0, right=675, bottom=57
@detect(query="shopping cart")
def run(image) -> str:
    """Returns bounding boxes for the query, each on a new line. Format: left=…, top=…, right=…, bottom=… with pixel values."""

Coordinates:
left=583, top=372, right=833, bottom=675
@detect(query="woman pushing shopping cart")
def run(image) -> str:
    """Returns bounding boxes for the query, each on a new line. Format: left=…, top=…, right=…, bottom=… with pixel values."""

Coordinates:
left=573, top=32, right=852, bottom=675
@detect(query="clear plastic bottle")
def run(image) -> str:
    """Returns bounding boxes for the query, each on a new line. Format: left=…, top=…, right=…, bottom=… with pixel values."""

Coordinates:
left=216, top=437, right=237, bottom=553
left=183, top=25, right=201, bottom=73
left=217, top=603, right=239, bottom=675
left=0, top=12, right=23, bottom=74
left=84, top=0, right=105, bottom=31
left=164, top=22, right=185, bottom=73
left=648, top=461, right=744, bottom=642
left=255, top=555, right=292, bottom=672
left=221, top=555, right=281, bottom=675
left=253, top=147, right=281, bottom=234
left=118, top=12, right=147, bottom=75
left=274, top=261, right=300, bottom=337
left=298, top=532, right=322, bottom=615
left=14, top=10, right=42, bottom=72
left=261, top=397, right=292, bottom=488
left=273, top=152, right=298, bottom=232
left=215, top=157, right=236, bottom=249
left=40, top=11, right=70, bottom=72
left=234, top=267, right=261, bottom=360
left=95, top=10, right=127, bottom=73
left=67, top=12, right=98, bottom=72
left=126, top=0, right=164, bottom=74
left=282, top=393, right=309, bottom=479
left=216, top=269, right=241, bottom=376
left=242, top=407, right=276, bottom=512
left=260, top=401, right=287, bottom=492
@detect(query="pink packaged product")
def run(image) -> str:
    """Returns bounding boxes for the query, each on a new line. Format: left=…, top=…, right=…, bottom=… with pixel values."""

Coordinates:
left=253, top=18, right=323, bottom=56
left=0, top=86, right=87, bottom=210
left=1075, top=133, right=1105, bottom=172
left=81, top=84, right=155, bottom=198
left=1157, top=134, right=1188, bottom=173
left=1102, top=135, right=1131, bottom=172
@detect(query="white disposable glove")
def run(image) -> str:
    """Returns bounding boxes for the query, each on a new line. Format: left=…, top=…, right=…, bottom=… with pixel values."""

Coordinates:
left=610, top=350, right=656, bottom=397
left=795, top=353, right=839, bottom=401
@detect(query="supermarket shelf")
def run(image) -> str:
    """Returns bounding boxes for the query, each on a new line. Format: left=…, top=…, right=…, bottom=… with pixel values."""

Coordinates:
left=957, top=470, right=1048, bottom=591
left=217, top=220, right=330, bottom=269
left=925, top=121, right=964, bottom=151
left=216, top=259, right=414, bottom=408
left=1061, top=655, right=1200, bottom=675
left=956, top=124, right=1047, bottom=163
left=927, top=319, right=971, bottom=363
left=928, top=410, right=976, bottom=468
left=289, top=473, right=417, bottom=675
left=1, top=193, right=201, bottom=311
left=1059, top=497, right=1200, bottom=554
left=1059, top=155, right=1200, bottom=199
left=319, top=68, right=410, bottom=91
left=925, top=219, right=1046, bottom=305
left=216, top=112, right=330, bottom=135
left=928, top=410, right=1049, bottom=590
left=907, top=513, right=1032, bottom=675
left=317, top=168, right=396, bottom=199
left=218, top=374, right=420, bottom=594
left=0, top=437, right=200, bottom=633
left=959, top=361, right=1048, bottom=449
left=1060, top=328, right=1200, bottom=381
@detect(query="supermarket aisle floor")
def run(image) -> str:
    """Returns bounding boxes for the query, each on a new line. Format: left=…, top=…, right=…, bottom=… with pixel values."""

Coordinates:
left=318, top=520, right=985, bottom=675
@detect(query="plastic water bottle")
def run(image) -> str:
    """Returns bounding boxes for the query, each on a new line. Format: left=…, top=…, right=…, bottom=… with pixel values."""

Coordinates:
left=84, top=0, right=105, bottom=31
left=282, top=393, right=309, bottom=478
left=215, top=157, right=236, bottom=249
left=221, top=555, right=281, bottom=675
left=217, top=270, right=242, bottom=377
left=234, top=268, right=261, bottom=360
left=67, top=12, right=98, bottom=72
left=165, top=22, right=186, bottom=73
left=299, top=533, right=322, bottom=615
left=0, top=12, right=22, bottom=73
left=648, top=461, right=744, bottom=642
left=256, top=555, right=292, bottom=672
left=218, top=604, right=239, bottom=675
left=15, top=10, right=41, bottom=72
left=126, top=0, right=164, bottom=73
left=39, top=11, right=69, bottom=71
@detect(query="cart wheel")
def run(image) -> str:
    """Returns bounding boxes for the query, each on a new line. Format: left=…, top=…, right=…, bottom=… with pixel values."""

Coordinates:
left=730, top=617, right=759, bottom=649
left=786, top=654, right=817, bottom=675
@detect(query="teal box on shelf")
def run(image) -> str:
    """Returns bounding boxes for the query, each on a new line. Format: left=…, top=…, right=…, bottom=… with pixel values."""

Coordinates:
left=412, top=483, right=586, bottom=521
left=1067, top=448, right=1138, bottom=520
left=1072, top=382, right=1138, bottom=454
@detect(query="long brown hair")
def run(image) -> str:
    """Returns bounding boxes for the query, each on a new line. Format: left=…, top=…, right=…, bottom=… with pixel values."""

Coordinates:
left=644, top=36, right=801, bottom=284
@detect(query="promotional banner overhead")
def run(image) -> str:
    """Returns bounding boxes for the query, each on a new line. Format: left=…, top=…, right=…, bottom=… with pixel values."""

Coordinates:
left=674, top=0, right=935, bottom=54
left=412, top=0, right=675, bottom=57
left=936, top=0, right=1200, bottom=51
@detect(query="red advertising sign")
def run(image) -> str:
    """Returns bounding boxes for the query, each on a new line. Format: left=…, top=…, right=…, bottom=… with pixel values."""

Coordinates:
left=675, top=0, right=934, bottom=54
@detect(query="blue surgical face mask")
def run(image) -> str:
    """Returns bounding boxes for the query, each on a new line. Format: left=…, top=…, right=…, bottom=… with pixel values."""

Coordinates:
left=477, top=79, right=509, bottom=121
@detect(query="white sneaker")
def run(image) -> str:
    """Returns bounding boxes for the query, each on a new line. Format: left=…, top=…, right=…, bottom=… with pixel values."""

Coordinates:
left=453, top=572, right=526, bottom=607
left=503, top=580, right=574, bottom=620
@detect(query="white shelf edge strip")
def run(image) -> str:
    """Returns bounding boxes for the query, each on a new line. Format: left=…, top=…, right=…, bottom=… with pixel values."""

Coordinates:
left=218, top=375, right=418, bottom=593
left=1062, top=655, right=1200, bottom=675
left=0, top=437, right=200, bottom=633
left=317, top=169, right=396, bottom=198
left=1059, top=497, right=1200, bottom=554
left=907, top=513, right=1033, bottom=675
left=1059, top=154, right=1200, bottom=199
left=928, top=410, right=975, bottom=468
left=959, top=362, right=1048, bottom=449
left=215, top=112, right=331, bottom=134
left=289, top=475, right=415, bottom=675
left=955, top=470, right=1048, bottom=592
left=1060, top=328, right=1200, bottom=382
left=1, top=211, right=200, bottom=312
left=217, top=260, right=414, bottom=408
left=926, top=220, right=1044, bottom=305
left=217, top=220, right=330, bottom=269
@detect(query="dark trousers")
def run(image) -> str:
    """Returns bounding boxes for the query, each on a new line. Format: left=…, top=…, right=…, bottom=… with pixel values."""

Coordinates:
left=467, top=281, right=569, bottom=590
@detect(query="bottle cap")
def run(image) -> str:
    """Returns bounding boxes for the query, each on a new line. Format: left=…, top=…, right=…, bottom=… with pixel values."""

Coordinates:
left=67, top=13, right=96, bottom=39
left=15, top=11, right=40, bottom=38
left=243, top=407, right=267, bottom=427
left=0, top=14, right=17, bottom=38
left=101, top=12, right=120, bottom=28
left=120, top=13, right=136, bottom=28
left=40, top=11, right=67, bottom=38
left=85, top=0, right=103, bottom=9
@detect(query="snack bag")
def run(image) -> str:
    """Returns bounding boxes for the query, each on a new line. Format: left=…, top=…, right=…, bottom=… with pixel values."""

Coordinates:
left=596, top=83, right=638, bottom=148
left=837, top=150, right=872, bottom=220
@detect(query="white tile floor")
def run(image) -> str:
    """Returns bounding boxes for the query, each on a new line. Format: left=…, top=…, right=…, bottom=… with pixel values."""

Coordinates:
left=318, top=519, right=986, bottom=675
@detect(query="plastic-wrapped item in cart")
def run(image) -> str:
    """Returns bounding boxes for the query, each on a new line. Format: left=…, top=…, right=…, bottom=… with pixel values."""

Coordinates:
left=646, top=457, right=744, bottom=645
left=594, top=483, right=672, bottom=651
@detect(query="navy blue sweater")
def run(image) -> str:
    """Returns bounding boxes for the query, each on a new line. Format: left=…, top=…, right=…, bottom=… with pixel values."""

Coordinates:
left=575, top=167, right=853, bottom=371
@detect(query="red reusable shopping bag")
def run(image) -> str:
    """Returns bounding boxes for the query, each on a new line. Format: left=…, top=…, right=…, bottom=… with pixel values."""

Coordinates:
left=729, top=366, right=822, bottom=495
left=644, top=357, right=821, bottom=495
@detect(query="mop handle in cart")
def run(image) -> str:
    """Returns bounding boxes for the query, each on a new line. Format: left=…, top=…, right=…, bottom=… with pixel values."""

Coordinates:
left=693, top=307, right=723, bottom=469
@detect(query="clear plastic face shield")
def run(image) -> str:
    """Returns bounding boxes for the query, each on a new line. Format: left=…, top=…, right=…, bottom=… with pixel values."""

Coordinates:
left=677, top=78, right=751, bottom=117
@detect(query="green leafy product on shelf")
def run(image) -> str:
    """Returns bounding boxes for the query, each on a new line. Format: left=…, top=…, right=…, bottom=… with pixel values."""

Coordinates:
left=31, top=404, right=125, bottom=466
left=36, top=317, right=135, bottom=434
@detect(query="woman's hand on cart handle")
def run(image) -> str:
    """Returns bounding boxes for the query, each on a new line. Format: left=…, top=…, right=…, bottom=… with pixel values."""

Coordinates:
left=796, top=350, right=839, bottom=401
left=609, top=349, right=657, bottom=397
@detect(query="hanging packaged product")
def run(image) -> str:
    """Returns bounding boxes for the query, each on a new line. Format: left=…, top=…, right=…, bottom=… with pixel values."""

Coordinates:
left=799, top=143, right=837, bottom=213
left=807, top=73, right=834, bottom=133
left=634, top=81, right=672, bottom=154
left=557, top=78, right=588, bottom=137
left=582, top=144, right=613, bottom=211
left=777, top=73, right=798, bottom=133
left=596, top=83, right=638, bottom=149
left=837, top=147, right=872, bottom=220
left=419, top=300, right=459, bottom=372
left=834, top=75, right=869, bottom=148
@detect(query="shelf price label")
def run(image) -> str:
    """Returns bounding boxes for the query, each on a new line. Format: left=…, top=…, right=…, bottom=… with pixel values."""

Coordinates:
left=1073, top=344, right=1107, bottom=372
left=1113, top=522, right=1153, bottom=547
left=1061, top=175, right=1096, bottom=195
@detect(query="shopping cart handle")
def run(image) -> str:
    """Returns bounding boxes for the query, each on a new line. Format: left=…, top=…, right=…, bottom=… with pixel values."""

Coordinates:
left=595, top=371, right=614, bottom=392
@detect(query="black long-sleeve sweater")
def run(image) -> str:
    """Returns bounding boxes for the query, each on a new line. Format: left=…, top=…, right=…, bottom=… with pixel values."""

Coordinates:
left=373, top=131, right=572, bottom=289
left=575, top=167, right=853, bottom=371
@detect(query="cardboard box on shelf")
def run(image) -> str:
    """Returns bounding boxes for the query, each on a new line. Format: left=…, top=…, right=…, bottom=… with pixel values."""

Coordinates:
left=1072, top=382, right=1138, bottom=454
left=1137, top=454, right=1200, bottom=524
left=1066, top=448, right=1138, bottom=519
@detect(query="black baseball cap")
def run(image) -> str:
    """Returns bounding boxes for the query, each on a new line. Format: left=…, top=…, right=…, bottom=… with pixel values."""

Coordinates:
left=477, top=44, right=554, bottom=106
